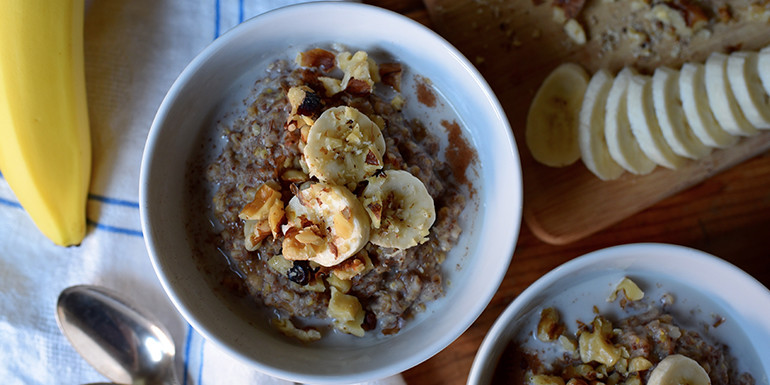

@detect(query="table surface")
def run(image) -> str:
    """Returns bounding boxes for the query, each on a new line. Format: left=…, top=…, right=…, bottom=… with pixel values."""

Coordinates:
left=364, top=0, right=770, bottom=384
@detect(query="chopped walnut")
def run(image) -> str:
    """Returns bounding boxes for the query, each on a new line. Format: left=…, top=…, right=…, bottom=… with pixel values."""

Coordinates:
left=327, top=287, right=366, bottom=337
left=281, top=169, right=308, bottom=183
left=607, top=277, right=645, bottom=302
left=628, top=356, right=653, bottom=372
left=564, top=19, right=587, bottom=44
left=239, top=183, right=285, bottom=250
left=295, top=48, right=336, bottom=72
left=331, top=251, right=373, bottom=280
left=578, top=316, right=623, bottom=367
left=318, top=51, right=380, bottom=97
left=537, top=307, right=565, bottom=342
left=378, top=62, right=403, bottom=91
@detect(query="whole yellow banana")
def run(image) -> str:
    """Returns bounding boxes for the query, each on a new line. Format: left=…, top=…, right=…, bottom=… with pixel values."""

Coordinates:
left=0, top=0, right=91, bottom=246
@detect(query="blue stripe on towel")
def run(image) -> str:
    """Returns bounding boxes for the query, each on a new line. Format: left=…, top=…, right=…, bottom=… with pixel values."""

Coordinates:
left=88, top=194, right=140, bottom=209
left=214, top=0, right=221, bottom=39
left=86, top=219, right=143, bottom=237
left=238, top=0, right=245, bottom=23
left=0, top=197, right=22, bottom=209
left=198, top=336, right=206, bottom=384
left=183, top=324, right=194, bottom=385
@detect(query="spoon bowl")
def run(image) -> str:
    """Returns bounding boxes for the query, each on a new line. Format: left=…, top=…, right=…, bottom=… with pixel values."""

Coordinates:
left=56, top=285, right=177, bottom=385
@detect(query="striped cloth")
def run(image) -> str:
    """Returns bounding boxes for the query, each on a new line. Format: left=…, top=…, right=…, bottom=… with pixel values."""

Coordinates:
left=0, top=1, right=404, bottom=384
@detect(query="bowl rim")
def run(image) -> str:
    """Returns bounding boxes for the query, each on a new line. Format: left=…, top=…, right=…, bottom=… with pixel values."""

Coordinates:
left=139, top=1, right=522, bottom=383
left=466, top=242, right=770, bottom=385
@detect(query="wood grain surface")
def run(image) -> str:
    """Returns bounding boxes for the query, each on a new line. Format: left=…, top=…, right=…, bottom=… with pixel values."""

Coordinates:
left=364, top=0, right=770, bottom=384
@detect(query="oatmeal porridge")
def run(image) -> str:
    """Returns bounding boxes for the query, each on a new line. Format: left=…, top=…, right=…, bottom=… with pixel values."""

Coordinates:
left=493, top=278, right=755, bottom=385
left=186, top=46, right=476, bottom=341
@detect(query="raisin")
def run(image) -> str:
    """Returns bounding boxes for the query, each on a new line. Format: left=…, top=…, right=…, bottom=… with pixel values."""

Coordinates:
left=362, top=311, right=377, bottom=331
left=287, top=260, right=314, bottom=285
left=296, top=90, right=323, bottom=117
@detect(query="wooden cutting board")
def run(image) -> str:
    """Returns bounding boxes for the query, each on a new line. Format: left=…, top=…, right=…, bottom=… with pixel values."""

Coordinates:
left=423, top=0, right=770, bottom=244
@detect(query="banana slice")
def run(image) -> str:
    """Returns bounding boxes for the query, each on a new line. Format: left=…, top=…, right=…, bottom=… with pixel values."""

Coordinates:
left=526, top=63, right=589, bottom=167
left=759, top=47, right=770, bottom=97
left=304, top=106, right=386, bottom=186
left=704, top=52, right=757, bottom=136
left=360, top=170, right=435, bottom=249
left=679, top=63, right=737, bottom=148
left=648, top=354, right=711, bottom=385
left=282, top=183, right=370, bottom=267
left=604, top=67, right=656, bottom=175
left=626, top=73, right=685, bottom=169
left=727, top=51, right=770, bottom=129
left=652, top=66, right=712, bottom=159
left=579, top=69, right=625, bottom=180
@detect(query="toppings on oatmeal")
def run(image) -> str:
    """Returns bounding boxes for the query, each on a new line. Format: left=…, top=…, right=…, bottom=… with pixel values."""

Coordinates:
left=536, top=307, right=565, bottom=342
left=303, top=106, right=386, bottom=186
left=378, top=62, right=403, bottom=92
left=360, top=170, right=436, bottom=249
left=295, top=48, right=336, bottom=72
left=495, top=277, right=754, bottom=385
left=318, top=50, right=380, bottom=96
left=282, top=183, right=370, bottom=267
left=239, top=183, right=285, bottom=251
left=579, top=316, right=624, bottom=366
left=648, top=354, right=711, bottom=385
left=203, top=45, right=470, bottom=340
left=328, top=286, right=367, bottom=337
left=287, top=86, right=324, bottom=120
left=608, top=276, right=646, bottom=302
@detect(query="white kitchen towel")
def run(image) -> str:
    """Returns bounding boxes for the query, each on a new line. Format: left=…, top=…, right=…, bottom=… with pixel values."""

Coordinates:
left=0, top=1, right=405, bottom=384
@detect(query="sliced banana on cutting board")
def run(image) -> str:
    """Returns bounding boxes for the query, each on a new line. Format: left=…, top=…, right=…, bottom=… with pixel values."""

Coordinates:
left=652, top=66, right=712, bottom=159
left=579, top=69, right=625, bottom=180
left=526, top=44, right=770, bottom=180
left=647, top=354, right=711, bottom=385
left=679, top=62, right=738, bottom=148
left=360, top=170, right=435, bottom=250
left=626, top=73, right=685, bottom=169
left=759, top=47, right=770, bottom=97
left=727, top=51, right=770, bottom=129
left=605, top=67, right=656, bottom=175
left=705, top=52, right=757, bottom=137
left=526, top=63, right=589, bottom=167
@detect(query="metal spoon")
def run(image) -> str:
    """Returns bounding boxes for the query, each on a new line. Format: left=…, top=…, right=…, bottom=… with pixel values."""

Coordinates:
left=56, top=285, right=177, bottom=385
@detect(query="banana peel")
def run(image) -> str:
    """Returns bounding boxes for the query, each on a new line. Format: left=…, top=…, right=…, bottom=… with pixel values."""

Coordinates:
left=0, top=0, right=91, bottom=246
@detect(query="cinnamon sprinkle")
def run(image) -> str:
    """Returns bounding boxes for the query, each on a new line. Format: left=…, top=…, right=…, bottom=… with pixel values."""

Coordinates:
left=441, top=119, right=476, bottom=186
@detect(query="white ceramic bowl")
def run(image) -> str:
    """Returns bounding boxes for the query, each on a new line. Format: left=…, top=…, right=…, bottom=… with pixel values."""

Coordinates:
left=467, top=243, right=770, bottom=385
left=140, top=2, right=521, bottom=383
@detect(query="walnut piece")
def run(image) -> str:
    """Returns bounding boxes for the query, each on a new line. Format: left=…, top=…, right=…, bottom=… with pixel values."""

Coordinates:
left=318, top=51, right=380, bottom=97
left=578, top=316, right=623, bottom=366
left=607, top=277, right=645, bottom=302
left=239, top=183, right=285, bottom=250
left=564, top=19, right=587, bottom=45
left=537, top=307, right=565, bottom=342
left=327, top=287, right=366, bottom=337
